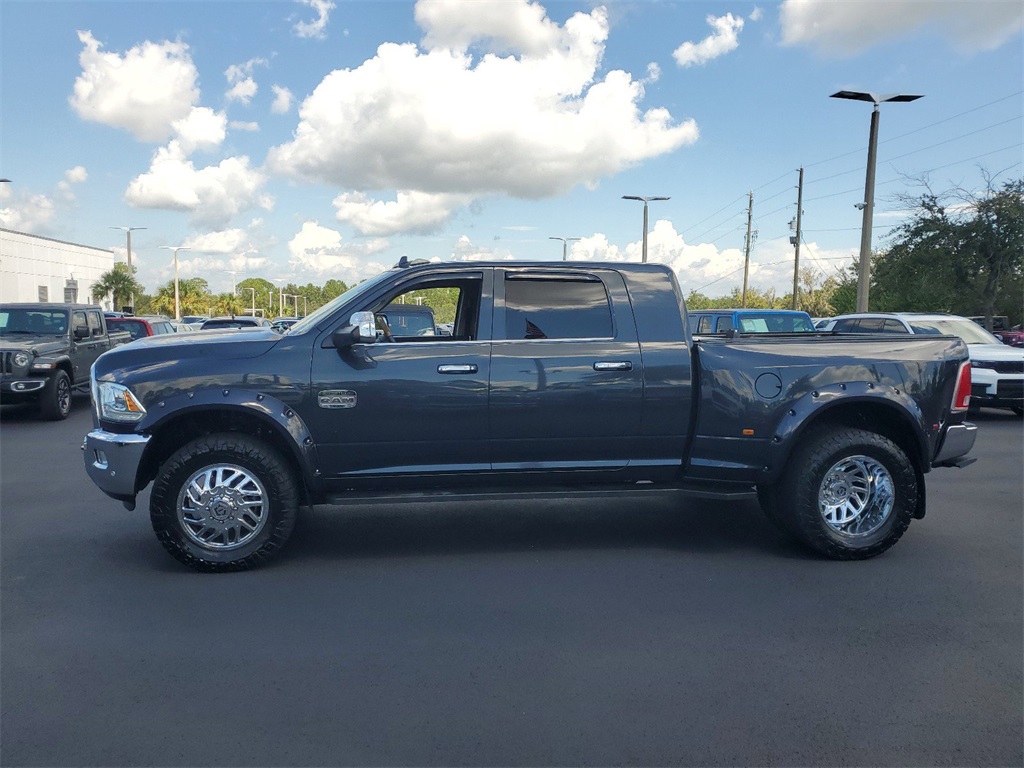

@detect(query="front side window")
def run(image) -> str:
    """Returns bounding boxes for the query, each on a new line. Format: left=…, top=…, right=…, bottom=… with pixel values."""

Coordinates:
left=503, top=277, right=612, bottom=340
left=87, top=311, right=103, bottom=337
left=375, top=277, right=482, bottom=341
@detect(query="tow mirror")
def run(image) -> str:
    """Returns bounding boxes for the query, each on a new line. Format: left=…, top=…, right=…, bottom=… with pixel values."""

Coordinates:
left=73, top=325, right=89, bottom=340
left=331, top=311, right=377, bottom=349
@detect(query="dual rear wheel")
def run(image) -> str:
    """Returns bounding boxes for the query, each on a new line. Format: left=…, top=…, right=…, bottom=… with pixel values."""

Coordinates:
left=758, top=427, right=918, bottom=560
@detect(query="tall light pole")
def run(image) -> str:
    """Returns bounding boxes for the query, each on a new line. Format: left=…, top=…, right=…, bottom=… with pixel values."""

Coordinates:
left=273, top=278, right=286, bottom=317
left=830, top=90, right=923, bottom=312
left=622, top=196, right=670, bottom=263
left=159, top=246, right=190, bottom=321
left=548, top=236, right=581, bottom=261
left=225, top=270, right=238, bottom=295
left=110, top=226, right=146, bottom=312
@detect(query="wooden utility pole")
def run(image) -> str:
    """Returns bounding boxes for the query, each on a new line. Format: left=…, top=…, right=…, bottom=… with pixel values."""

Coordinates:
left=791, top=167, right=804, bottom=310
left=741, top=191, right=753, bottom=307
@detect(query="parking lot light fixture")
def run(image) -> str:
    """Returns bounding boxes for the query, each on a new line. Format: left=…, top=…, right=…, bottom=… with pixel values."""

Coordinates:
left=549, top=236, right=582, bottom=261
left=159, top=245, right=191, bottom=321
left=830, top=90, right=923, bottom=312
left=622, top=196, right=670, bottom=263
left=111, top=226, right=146, bottom=312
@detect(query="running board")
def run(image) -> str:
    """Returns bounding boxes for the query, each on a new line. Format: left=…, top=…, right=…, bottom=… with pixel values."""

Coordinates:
left=321, top=482, right=757, bottom=507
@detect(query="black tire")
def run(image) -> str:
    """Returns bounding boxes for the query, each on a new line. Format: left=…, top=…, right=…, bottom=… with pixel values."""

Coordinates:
left=771, top=427, right=917, bottom=560
left=39, top=370, right=72, bottom=421
left=150, top=434, right=298, bottom=572
left=1011, top=406, right=1023, bottom=417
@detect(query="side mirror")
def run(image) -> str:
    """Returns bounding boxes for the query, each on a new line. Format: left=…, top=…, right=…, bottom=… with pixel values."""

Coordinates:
left=73, top=325, right=89, bottom=340
left=330, top=311, right=377, bottom=349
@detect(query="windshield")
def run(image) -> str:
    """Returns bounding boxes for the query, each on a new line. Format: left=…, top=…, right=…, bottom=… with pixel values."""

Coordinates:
left=909, top=318, right=1001, bottom=344
left=0, top=308, right=69, bottom=335
left=286, top=270, right=396, bottom=335
left=737, top=313, right=814, bottom=333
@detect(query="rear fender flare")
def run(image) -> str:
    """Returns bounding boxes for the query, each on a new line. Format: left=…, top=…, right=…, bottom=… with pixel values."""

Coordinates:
left=762, top=382, right=928, bottom=485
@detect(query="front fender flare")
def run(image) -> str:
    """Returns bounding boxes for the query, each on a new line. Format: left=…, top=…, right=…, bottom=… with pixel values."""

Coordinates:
left=138, top=388, right=322, bottom=498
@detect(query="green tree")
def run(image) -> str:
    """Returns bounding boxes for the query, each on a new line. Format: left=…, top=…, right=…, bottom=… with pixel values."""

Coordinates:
left=872, top=175, right=1024, bottom=327
left=150, top=278, right=213, bottom=318
left=91, top=263, right=144, bottom=311
left=212, top=292, right=244, bottom=318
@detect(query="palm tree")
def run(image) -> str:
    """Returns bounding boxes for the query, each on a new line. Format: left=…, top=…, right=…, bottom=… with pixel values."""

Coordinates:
left=213, top=292, right=244, bottom=318
left=92, top=263, right=142, bottom=311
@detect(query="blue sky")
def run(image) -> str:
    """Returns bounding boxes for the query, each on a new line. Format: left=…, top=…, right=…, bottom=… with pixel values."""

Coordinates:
left=1, top=0, right=1021, bottom=297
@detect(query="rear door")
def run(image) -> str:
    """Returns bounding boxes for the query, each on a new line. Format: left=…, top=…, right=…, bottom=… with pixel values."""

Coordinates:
left=489, top=268, right=643, bottom=471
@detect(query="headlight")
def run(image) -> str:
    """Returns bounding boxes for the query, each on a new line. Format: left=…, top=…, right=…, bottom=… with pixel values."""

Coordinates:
left=971, top=361, right=996, bottom=370
left=96, top=381, right=147, bottom=422
left=12, top=351, right=30, bottom=368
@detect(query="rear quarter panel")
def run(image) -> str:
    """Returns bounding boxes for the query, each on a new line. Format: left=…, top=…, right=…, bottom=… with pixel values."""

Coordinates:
left=687, top=334, right=968, bottom=483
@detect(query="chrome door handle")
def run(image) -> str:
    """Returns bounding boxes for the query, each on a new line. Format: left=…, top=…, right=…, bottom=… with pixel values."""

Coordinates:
left=437, top=364, right=478, bottom=374
left=593, top=361, right=632, bottom=371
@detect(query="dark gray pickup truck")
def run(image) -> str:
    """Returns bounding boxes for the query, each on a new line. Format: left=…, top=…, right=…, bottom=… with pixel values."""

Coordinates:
left=82, top=261, right=977, bottom=571
left=1, top=303, right=129, bottom=420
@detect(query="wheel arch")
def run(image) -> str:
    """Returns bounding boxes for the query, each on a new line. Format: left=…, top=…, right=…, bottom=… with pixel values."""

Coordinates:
left=763, top=385, right=928, bottom=519
left=136, top=400, right=321, bottom=505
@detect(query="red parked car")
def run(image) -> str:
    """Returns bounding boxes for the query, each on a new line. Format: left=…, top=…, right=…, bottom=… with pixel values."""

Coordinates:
left=106, top=316, right=176, bottom=341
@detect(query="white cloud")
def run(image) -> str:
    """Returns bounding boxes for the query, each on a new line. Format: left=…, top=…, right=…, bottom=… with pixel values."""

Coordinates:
left=645, top=62, right=661, bottom=83
left=271, top=85, right=294, bottom=114
left=173, top=107, right=227, bottom=153
left=447, top=234, right=517, bottom=261
left=567, top=220, right=849, bottom=296
left=780, top=0, right=1024, bottom=55
left=416, top=0, right=560, bottom=56
left=268, top=4, right=697, bottom=232
left=182, top=229, right=250, bottom=254
left=293, top=0, right=335, bottom=40
left=64, top=166, right=88, bottom=184
left=226, top=78, right=258, bottom=104
left=124, top=141, right=270, bottom=228
left=70, top=30, right=199, bottom=142
left=750, top=7, right=763, bottom=22
left=287, top=220, right=390, bottom=277
left=225, top=58, right=267, bottom=104
left=230, top=121, right=260, bottom=132
left=333, top=190, right=472, bottom=236
left=673, top=13, right=745, bottom=67
left=0, top=194, right=56, bottom=233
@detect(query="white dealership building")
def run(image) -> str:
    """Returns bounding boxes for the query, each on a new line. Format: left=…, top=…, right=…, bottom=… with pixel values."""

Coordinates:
left=0, top=228, right=116, bottom=307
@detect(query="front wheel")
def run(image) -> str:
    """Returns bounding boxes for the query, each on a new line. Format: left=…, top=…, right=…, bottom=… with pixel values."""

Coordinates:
left=150, top=434, right=299, bottom=571
left=39, top=370, right=72, bottom=421
left=765, top=427, right=918, bottom=560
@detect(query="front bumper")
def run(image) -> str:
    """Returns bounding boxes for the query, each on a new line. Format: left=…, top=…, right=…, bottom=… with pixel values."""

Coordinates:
left=82, top=429, right=151, bottom=502
left=932, top=423, right=978, bottom=467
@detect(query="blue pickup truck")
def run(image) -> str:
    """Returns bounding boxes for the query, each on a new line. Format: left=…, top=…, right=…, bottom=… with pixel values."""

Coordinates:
left=83, top=261, right=977, bottom=571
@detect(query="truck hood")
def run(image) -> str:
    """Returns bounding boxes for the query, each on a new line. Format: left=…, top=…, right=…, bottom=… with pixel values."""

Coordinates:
left=95, top=328, right=283, bottom=374
left=0, top=335, right=66, bottom=356
left=966, top=343, right=1024, bottom=363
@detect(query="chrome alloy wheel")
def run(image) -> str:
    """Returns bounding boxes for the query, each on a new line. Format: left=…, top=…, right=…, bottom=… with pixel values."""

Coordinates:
left=817, top=454, right=894, bottom=537
left=176, top=464, right=269, bottom=550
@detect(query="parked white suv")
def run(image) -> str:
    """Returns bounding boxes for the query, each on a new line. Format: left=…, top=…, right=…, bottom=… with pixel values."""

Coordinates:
left=828, top=313, right=1024, bottom=416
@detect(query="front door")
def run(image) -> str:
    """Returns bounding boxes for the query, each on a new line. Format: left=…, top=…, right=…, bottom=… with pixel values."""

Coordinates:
left=309, top=269, right=493, bottom=489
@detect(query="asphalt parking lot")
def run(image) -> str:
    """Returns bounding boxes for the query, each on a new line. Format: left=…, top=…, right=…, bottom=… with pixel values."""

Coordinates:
left=1, top=396, right=1021, bottom=767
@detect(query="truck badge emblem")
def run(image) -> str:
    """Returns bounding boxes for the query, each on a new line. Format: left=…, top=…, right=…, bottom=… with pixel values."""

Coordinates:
left=318, top=390, right=357, bottom=409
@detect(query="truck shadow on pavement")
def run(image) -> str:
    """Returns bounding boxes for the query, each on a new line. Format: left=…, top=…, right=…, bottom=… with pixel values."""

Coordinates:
left=282, top=495, right=809, bottom=565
